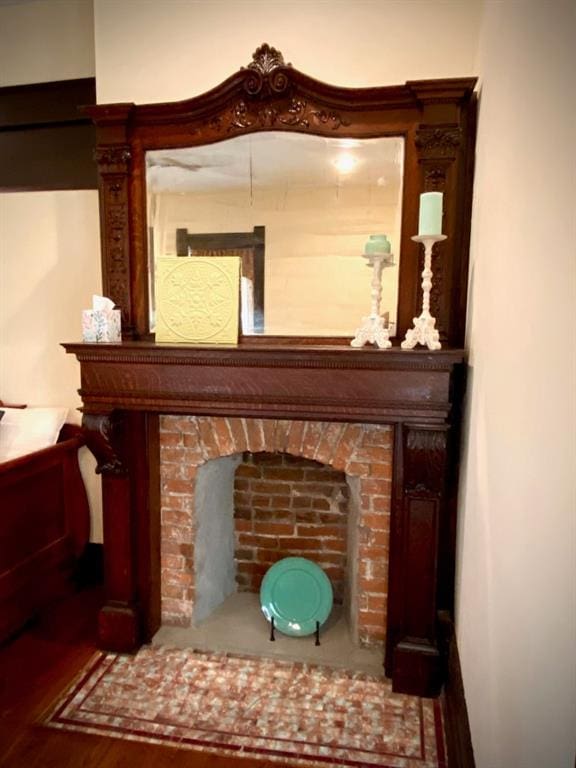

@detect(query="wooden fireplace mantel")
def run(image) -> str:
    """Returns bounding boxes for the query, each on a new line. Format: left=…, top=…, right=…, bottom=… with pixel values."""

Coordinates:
left=71, top=47, right=476, bottom=699
left=64, top=341, right=463, bottom=421
left=65, top=340, right=465, bottom=697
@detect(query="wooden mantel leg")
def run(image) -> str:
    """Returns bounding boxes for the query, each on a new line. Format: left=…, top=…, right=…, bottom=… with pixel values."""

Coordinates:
left=82, top=411, right=160, bottom=653
left=386, top=422, right=450, bottom=696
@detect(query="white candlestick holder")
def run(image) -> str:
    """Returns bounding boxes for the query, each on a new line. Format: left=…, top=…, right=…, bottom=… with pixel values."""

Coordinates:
left=401, top=234, right=447, bottom=351
left=351, top=253, right=394, bottom=349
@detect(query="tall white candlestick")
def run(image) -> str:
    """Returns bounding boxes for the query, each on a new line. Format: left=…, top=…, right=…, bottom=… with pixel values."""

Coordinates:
left=351, top=253, right=393, bottom=349
left=402, top=234, right=446, bottom=350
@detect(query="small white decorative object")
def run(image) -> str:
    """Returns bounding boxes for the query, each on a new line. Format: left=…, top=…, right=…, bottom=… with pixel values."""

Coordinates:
left=82, top=295, right=121, bottom=342
left=401, top=234, right=447, bottom=351
left=351, top=235, right=394, bottom=350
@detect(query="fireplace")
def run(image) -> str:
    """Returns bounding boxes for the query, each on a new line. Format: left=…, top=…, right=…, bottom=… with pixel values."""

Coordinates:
left=73, top=47, right=476, bottom=698
left=65, top=341, right=464, bottom=697
left=158, top=415, right=393, bottom=647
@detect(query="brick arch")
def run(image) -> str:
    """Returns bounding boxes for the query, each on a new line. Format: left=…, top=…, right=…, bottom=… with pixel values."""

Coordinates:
left=159, top=415, right=393, bottom=646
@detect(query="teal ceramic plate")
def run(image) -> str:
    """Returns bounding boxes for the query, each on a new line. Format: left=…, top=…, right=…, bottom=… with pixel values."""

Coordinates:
left=260, top=557, right=333, bottom=637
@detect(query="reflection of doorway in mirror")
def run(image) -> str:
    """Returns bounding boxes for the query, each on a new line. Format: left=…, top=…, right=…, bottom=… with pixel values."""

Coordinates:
left=146, top=133, right=404, bottom=337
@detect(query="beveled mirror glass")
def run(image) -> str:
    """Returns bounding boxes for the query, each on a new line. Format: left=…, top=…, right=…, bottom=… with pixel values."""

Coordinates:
left=146, top=132, right=404, bottom=337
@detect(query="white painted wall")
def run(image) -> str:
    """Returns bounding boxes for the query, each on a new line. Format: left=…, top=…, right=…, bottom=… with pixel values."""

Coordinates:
left=457, top=1, right=576, bottom=766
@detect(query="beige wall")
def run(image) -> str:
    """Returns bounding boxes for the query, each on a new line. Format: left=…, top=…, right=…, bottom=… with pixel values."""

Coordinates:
left=94, top=0, right=482, bottom=103
left=457, top=1, right=576, bottom=766
left=0, top=192, right=103, bottom=540
left=0, top=0, right=95, bottom=87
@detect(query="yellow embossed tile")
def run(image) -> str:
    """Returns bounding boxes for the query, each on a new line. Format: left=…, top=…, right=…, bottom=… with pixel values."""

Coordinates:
left=155, top=256, right=240, bottom=344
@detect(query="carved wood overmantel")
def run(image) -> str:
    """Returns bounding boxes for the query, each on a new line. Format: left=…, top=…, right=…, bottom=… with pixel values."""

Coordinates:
left=65, top=341, right=465, bottom=696
left=85, top=44, right=476, bottom=347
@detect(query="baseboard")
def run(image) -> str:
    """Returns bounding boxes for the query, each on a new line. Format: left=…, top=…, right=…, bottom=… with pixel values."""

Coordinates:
left=439, top=611, right=476, bottom=768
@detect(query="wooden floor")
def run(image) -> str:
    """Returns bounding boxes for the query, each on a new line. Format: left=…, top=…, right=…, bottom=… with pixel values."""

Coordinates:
left=0, top=586, right=290, bottom=768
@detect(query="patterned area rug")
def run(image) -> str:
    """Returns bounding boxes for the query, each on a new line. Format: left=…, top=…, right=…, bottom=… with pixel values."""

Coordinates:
left=43, top=647, right=447, bottom=767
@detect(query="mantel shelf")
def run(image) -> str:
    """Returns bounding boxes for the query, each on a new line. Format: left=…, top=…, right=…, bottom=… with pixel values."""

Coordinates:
left=64, top=341, right=465, bottom=425
left=63, top=341, right=465, bottom=363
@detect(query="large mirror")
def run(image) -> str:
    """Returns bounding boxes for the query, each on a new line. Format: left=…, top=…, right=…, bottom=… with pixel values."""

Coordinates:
left=88, top=44, right=477, bottom=346
left=146, top=133, right=404, bottom=337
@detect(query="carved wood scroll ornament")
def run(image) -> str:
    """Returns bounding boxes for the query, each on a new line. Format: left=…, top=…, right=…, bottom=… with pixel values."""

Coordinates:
left=242, top=43, right=291, bottom=97
left=228, top=45, right=348, bottom=131
left=82, top=412, right=126, bottom=476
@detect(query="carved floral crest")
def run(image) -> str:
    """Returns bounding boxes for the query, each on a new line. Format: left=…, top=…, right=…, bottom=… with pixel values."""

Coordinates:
left=247, top=44, right=288, bottom=75
left=224, top=44, right=350, bottom=128
left=241, top=43, right=292, bottom=97
left=227, top=97, right=349, bottom=132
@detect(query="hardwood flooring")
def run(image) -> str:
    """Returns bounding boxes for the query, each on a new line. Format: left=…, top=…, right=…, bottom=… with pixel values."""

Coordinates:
left=0, top=587, right=288, bottom=767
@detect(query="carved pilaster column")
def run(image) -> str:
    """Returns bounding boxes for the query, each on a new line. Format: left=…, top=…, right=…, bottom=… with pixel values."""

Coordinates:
left=94, top=145, right=133, bottom=337
left=386, top=422, right=449, bottom=696
left=82, top=410, right=142, bottom=652
left=415, top=126, right=462, bottom=340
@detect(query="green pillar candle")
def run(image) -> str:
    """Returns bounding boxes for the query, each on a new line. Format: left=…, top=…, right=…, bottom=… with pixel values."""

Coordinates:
left=364, top=234, right=391, bottom=255
left=418, top=192, right=443, bottom=236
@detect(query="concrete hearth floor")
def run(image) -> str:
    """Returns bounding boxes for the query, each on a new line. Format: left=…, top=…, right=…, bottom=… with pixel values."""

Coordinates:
left=152, top=592, right=384, bottom=676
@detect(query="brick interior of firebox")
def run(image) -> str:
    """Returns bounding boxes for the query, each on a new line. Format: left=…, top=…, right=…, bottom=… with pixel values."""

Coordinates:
left=234, top=452, right=349, bottom=603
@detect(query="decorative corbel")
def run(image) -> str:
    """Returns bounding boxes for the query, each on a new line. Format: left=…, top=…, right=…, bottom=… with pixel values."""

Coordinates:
left=82, top=412, right=127, bottom=476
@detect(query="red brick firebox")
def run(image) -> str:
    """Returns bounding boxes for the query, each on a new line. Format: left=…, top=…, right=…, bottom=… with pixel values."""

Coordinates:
left=234, top=453, right=350, bottom=603
left=159, top=416, right=393, bottom=646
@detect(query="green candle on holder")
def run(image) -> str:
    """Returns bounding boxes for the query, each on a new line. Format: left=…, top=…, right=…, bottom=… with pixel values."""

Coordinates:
left=364, top=234, right=391, bottom=255
left=418, top=192, right=443, bottom=236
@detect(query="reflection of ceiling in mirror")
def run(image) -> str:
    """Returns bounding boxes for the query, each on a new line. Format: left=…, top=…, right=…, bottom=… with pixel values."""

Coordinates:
left=146, top=133, right=404, bottom=193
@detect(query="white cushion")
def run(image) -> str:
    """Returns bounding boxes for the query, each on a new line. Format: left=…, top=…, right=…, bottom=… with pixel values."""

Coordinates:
left=0, top=406, right=69, bottom=463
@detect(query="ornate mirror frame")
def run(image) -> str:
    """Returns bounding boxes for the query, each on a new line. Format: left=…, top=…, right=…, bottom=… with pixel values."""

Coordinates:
left=87, top=44, right=477, bottom=346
